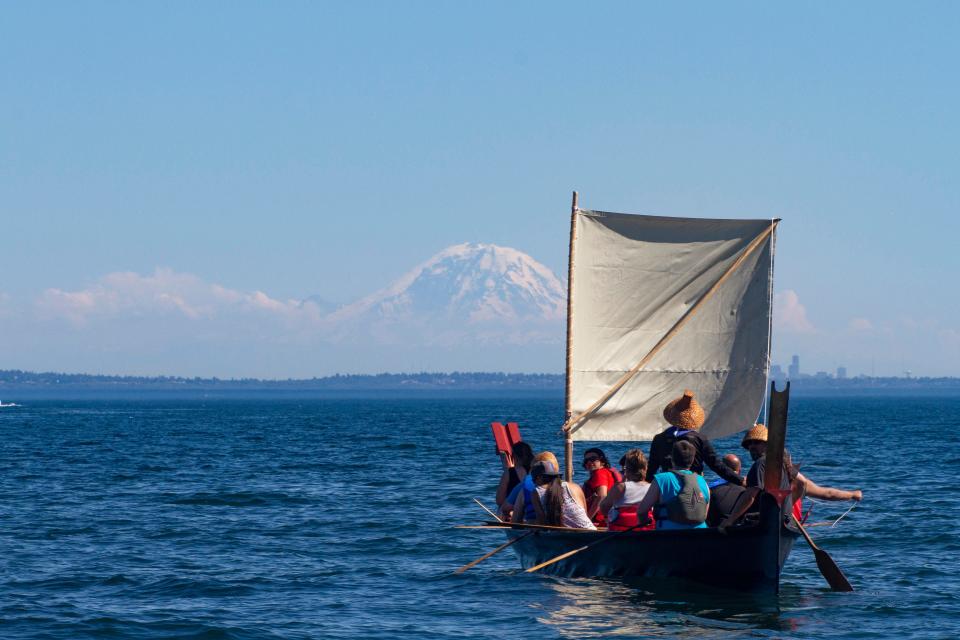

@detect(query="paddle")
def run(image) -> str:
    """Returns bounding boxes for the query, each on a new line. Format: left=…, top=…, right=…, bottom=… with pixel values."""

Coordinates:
left=456, top=522, right=599, bottom=532
left=454, top=531, right=533, bottom=574
left=474, top=498, right=504, bottom=522
left=792, top=514, right=854, bottom=592
left=524, top=523, right=643, bottom=574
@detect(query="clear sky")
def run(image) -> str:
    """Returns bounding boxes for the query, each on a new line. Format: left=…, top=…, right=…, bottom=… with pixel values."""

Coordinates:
left=2, top=2, right=958, bottom=377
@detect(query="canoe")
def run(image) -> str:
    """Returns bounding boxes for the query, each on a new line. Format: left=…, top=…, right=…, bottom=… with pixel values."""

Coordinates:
left=475, top=195, right=799, bottom=592
left=507, top=493, right=798, bottom=593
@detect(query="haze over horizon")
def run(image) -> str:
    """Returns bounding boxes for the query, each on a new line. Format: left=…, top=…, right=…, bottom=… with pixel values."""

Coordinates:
left=3, top=4, right=958, bottom=378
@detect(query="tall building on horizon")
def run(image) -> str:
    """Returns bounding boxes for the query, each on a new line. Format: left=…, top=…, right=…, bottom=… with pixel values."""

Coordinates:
left=837, top=366, right=847, bottom=379
left=788, top=355, right=800, bottom=379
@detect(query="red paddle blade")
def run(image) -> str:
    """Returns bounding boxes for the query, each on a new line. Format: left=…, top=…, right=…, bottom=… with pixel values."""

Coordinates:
left=506, top=422, right=522, bottom=446
left=490, top=422, right=511, bottom=455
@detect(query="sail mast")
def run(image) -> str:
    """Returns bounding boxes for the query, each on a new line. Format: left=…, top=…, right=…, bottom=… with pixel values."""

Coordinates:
left=564, top=190, right=579, bottom=481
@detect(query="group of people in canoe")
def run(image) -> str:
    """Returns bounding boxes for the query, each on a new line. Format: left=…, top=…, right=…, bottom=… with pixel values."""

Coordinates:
left=495, top=390, right=862, bottom=531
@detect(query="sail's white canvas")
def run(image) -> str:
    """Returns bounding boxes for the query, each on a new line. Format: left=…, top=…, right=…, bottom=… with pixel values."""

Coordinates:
left=569, top=210, right=776, bottom=442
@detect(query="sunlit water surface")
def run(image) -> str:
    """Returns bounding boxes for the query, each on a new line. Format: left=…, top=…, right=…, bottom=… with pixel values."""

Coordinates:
left=0, top=395, right=957, bottom=639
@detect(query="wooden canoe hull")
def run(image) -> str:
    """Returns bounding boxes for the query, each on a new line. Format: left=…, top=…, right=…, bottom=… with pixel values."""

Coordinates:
left=509, top=494, right=797, bottom=593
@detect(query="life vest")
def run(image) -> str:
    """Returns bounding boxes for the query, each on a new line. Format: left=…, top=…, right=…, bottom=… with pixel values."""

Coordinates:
left=608, top=504, right=656, bottom=531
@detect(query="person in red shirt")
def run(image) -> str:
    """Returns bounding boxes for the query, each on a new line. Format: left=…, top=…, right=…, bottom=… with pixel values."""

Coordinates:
left=580, top=447, right=622, bottom=527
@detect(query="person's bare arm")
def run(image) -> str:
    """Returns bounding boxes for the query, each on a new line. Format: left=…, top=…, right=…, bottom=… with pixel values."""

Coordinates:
left=599, top=483, right=624, bottom=517
left=719, top=487, right=762, bottom=531
left=566, top=482, right=589, bottom=512
left=511, top=492, right=526, bottom=523
left=495, top=468, right=512, bottom=507
left=588, top=484, right=609, bottom=518
left=632, top=482, right=661, bottom=523
left=799, top=472, right=862, bottom=501
left=500, top=501, right=514, bottom=520
left=532, top=489, right=547, bottom=524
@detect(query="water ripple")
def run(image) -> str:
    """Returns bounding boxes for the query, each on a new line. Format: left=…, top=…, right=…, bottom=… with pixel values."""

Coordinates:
left=0, top=395, right=957, bottom=639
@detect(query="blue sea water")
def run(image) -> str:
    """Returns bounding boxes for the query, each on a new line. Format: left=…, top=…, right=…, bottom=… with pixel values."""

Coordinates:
left=1, top=394, right=958, bottom=639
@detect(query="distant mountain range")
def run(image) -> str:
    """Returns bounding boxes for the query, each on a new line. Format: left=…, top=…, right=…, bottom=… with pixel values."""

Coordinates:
left=312, top=242, right=566, bottom=346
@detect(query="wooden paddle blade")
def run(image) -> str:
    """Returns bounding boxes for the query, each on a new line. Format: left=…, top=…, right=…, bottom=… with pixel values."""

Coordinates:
left=793, top=514, right=854, bottom=592
left=525, top=545, right=589, bottom=573
left=814, top=548, right=855, bottom=592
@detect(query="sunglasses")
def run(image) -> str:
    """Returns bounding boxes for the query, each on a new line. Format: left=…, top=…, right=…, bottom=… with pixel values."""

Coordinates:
left=582, top=457, right=600, bottom=465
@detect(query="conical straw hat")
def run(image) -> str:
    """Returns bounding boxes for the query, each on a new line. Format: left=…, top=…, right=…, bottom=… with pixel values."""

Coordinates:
left=662, top=390, right=705, bottom=430
left=741, top=423, right=768, bottom=448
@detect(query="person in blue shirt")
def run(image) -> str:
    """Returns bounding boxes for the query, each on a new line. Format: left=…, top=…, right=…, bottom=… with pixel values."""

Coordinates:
left=631, top=440, right=711, bottom=529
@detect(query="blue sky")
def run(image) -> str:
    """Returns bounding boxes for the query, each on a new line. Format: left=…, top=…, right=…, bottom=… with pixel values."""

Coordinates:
left=2, top=3, right=958, bottom=377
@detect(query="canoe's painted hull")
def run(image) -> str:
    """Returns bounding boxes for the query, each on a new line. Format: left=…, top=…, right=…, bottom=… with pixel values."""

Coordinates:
left=509, top=494, right=797, bottom=593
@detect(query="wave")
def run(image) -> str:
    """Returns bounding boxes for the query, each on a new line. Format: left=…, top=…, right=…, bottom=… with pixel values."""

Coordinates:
left=166, top=491, right=314, bottom=507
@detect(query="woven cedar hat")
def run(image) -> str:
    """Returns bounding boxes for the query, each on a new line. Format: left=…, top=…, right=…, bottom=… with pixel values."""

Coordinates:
left=662, top=389, right=706, bottom=430
left=741, top=423, right=768, bottom=449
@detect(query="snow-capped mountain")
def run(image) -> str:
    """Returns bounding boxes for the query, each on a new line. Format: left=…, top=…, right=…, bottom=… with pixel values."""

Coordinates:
left=324, top=243, right=565, bottom=345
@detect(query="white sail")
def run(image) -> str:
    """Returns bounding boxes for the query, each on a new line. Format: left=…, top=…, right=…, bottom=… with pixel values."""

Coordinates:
left=568, top=210, right=776, bottom=442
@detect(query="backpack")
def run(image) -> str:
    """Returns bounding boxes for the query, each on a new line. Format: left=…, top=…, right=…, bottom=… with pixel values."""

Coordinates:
left=665, top=471, right=708, bottom=525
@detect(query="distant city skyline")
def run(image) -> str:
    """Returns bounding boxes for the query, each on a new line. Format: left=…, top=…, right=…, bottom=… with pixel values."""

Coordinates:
left=2, top=4, right=958, bottom=377
left=771, top=355, right=912, bottom=381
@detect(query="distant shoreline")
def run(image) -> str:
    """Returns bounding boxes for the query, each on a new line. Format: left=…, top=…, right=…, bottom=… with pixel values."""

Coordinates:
left=2, top=369, right=960, bottom=399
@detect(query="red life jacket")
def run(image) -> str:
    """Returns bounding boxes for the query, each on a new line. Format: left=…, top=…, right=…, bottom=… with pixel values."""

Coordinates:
left=608, top=504, right=656, bottom=531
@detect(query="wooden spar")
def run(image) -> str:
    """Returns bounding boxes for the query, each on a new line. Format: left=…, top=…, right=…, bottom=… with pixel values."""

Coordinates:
left=564, top=190, right=579, bottom=482
left=473, top=498, right=503, bottom=522
left=455, top=521, right=601, bottom=532
left=564, top=219, right=779, bottom=436
left=454, top=531, right=533, bottom=574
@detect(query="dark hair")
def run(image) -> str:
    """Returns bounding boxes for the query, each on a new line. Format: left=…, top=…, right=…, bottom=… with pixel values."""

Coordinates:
left=511, top=441, right=534, bottom=472
left=622, top=448, right=648, bottom=482
left=669, top=440, right=696, bottom=470
left=543, top=477, right=564, bottom=526
left=530, top=461, right=559, bottom=484
left=583, top=447, right=611, bottom=469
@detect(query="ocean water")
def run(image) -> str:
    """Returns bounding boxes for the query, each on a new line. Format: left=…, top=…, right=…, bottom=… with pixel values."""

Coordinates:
left=0, top=394, right=958, bottom=639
